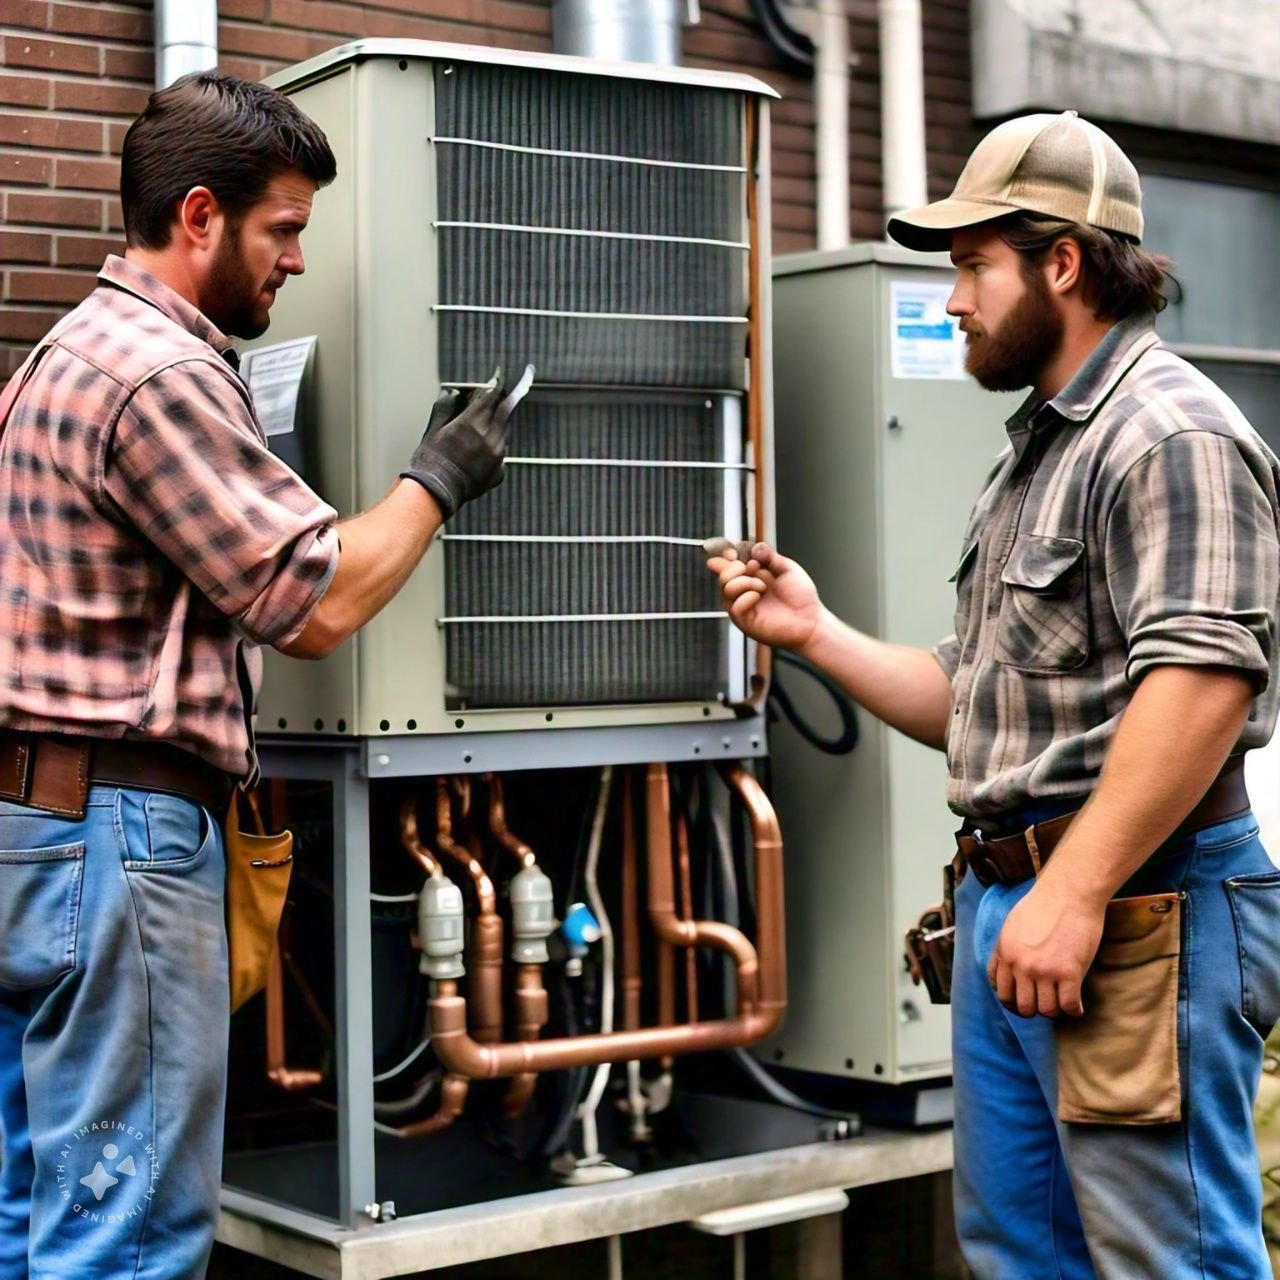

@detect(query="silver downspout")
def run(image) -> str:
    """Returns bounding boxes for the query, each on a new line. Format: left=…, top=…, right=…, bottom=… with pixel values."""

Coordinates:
left=813, top=0, right=851, bottom=249
left=155, top=0, right=219, bottom=90
left=879, top=0, right=928, bottom=224
left=553, top=0, right=690, bottom=65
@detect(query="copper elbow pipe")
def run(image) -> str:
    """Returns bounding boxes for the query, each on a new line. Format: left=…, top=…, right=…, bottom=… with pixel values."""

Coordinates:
left=720, top=763, right=786, bottom=1011
left=247, top=786, right=323, bottom=1092
left=435, top=778, right=504, bottom=1045
left=486, top=773, right=536, bottom=868
left=400, top=797, right=440, bottom=878
left=647, top=765, right=760, bottom=1008
left=428, top=761, right=786, bottom=1079
left=388, top=1073, right=469, bottom=1139
left=266, top=947, right=323, bottom=1091
left=387, top=984, right=471, bottom=1140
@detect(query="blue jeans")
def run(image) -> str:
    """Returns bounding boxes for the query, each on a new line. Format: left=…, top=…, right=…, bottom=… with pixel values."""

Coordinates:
left=953, top=809, right=1280, bottom=1279
left=0, top=787, right=228, bottom=1280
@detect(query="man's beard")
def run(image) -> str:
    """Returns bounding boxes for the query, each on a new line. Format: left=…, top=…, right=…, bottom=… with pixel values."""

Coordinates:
left=206, top=223, right=271, bottom=340
left=963, top=270, right=1064, bottom=393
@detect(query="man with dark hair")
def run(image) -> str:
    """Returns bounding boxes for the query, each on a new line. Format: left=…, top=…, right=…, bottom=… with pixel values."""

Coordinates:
left=709, top=111, right=1280, bottom=1276
left=0, top=72, right=528, bottom=1278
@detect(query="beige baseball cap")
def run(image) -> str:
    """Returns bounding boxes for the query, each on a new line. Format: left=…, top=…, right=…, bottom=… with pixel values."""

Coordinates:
left=887, top=111, right=1144, bottom=252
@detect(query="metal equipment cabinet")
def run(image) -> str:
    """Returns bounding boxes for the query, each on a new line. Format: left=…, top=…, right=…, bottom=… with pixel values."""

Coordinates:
left=763, top=245, right=1006, bottom=1097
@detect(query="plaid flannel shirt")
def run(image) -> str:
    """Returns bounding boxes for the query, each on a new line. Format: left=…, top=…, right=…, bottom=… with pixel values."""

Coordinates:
left=0, top=256, right=339, bottom=777
left=936, top=312, right=1280, bottom=819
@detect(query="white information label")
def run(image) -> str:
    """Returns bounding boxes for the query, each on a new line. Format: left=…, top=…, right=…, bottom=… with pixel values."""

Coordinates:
left=240, top=336, right=316, bottom=436
left=890, top=282, right=966, bottom=381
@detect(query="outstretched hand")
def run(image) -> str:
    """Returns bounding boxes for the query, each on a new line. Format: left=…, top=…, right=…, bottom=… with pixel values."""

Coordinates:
left=703, top=537, right=825, bottom=653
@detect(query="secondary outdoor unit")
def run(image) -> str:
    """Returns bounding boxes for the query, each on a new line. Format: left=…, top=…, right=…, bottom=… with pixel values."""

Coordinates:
left=245, top=41, right=777, bottom=741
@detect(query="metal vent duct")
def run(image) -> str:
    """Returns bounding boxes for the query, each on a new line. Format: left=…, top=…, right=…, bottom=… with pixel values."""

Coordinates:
left=434, top=63, right=751, bottom=709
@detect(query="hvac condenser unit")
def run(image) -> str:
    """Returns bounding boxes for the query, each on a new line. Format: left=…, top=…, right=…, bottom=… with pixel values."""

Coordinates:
left=247, top=42, right=776, bottom=744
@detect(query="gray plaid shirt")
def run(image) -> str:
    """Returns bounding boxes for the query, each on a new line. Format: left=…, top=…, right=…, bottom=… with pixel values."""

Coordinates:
left=936, top=312, right=1280, bottom=819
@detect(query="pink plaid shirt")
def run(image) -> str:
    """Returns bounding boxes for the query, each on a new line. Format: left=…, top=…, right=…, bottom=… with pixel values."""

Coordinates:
left=0, top=256, right=339, bottom=777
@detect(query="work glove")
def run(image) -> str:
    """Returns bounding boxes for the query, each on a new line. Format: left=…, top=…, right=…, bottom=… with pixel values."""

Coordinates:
left=402, top=364, right=534, bottom=519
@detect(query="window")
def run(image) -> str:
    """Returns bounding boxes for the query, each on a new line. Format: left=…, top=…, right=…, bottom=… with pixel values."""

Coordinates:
left=1142, top=174, right=1280, bottom=850
left=1141, top=173, right=1280, bottom=451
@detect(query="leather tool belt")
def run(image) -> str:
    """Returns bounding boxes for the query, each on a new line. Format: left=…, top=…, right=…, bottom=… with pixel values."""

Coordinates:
left=0, top=728, right=235, bottom=820
left=956, top=755, right=1250, bottom=888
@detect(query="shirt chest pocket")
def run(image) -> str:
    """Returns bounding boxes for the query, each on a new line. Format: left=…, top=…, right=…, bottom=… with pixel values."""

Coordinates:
left=994, top=534, right=1090, bottom=673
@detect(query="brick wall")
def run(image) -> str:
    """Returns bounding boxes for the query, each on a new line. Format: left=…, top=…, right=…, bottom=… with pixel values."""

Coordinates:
left=0, top=0, right=974, bottom=377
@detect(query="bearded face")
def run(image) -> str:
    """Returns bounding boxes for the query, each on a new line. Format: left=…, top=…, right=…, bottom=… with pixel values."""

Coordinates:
left=961, top=263, right=1065, bottom=394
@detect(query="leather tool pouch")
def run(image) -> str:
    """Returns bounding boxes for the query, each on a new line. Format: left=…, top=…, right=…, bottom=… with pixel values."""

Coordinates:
left=225, top=789, right=294, bottom=1014
left=1055, top=892, right=1183, bottom=1125
left=906, top=861, right=958, bottom=1005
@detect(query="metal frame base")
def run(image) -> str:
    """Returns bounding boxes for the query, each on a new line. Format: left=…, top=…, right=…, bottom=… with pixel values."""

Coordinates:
left=218, top=1130, right=952, bottom=1278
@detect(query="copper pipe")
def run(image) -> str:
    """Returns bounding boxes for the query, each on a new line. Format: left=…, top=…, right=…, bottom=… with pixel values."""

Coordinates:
left=486, top=773, right=536, bottom=868
left=482, top=773, right=544, bottom=1114
left=385, top=986, right=471, bottom=1142
left=400, top=796, right=441, bottom=878
left=387, top=1072, right=469, bottom=1139
left=501, top=964, right=549, bottom=1117
left=675, top=807, right=699, bottom=1022
left=738, top=97, right=772, bottom=715
left=387, top=803, right=471, bottom=1137
left=247, top=786, right=323, bottom=1092
left=621, top=770, right=643, bottom=1034
left=435, top=778, right=504, bottom=1045
left=429, top=761, right=785, bottom=1079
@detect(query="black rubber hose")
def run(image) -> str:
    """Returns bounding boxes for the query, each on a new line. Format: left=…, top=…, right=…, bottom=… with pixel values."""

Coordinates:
left=746, top=0, right=814, bottom=68
left=769, top=650, right=860, bottom=755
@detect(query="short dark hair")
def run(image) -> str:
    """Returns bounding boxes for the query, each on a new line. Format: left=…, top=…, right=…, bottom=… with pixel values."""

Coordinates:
left=121, top=71, right=336, bottom=250
left=995, top=212, right=1174, bottom=321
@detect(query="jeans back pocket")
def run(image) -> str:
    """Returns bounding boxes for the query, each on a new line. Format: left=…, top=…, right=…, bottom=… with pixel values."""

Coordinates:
left=1225, top=871, right=1280, bottom=1038
left=0, top=843, right=85, bottom=990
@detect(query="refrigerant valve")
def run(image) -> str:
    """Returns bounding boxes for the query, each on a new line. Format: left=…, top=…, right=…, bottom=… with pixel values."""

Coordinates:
left=417, top=875, right=465, bottom=979
left=509, top=864, right=555, bottom=964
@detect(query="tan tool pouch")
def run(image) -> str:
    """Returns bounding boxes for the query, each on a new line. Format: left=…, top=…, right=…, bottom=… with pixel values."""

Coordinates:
left=225, top=789, right=294, bottom=1014
left=1055, top=891, right=1183, bottom=1125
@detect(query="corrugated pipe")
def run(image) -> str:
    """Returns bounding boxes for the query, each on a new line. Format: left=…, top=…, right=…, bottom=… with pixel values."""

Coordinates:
left=155, top=0, right=218, bottom=89
left=553, top=0, right=689, bottom=66
left=879, top=0, right=929, bottom=223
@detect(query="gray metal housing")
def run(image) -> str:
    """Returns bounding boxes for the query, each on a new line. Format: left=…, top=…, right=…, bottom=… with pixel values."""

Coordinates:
left=764, top=244, right=1006, bottom=1084
left=246, top=42, right=777, bottom=746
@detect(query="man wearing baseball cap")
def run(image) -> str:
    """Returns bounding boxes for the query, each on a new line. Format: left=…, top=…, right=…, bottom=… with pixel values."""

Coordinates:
left=709, top=112, right=1280, bottom=1276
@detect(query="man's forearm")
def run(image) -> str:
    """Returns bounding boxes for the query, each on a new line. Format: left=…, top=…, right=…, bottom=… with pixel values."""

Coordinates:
left=799, top=608, right=953, bottom=749
left=1038, top=665, right=1255, bottom=906
left=281, top=479, right=443, bottom=658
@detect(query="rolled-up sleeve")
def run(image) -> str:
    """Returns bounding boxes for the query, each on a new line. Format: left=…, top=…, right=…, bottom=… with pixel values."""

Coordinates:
left=104, top=357, right=340, bottom=647
left=933, top=634, right=961, bottom=681
left=1104, top=429, right=1278, bottom=689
